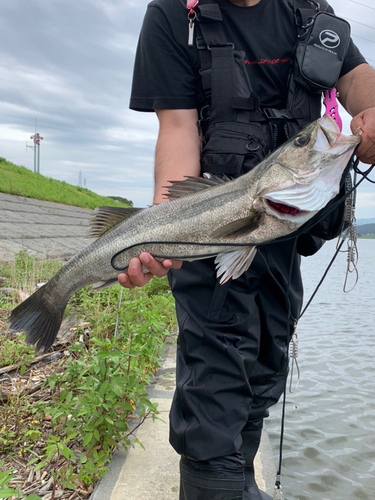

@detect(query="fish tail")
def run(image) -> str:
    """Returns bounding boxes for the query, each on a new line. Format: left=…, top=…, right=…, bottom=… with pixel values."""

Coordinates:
left=9, top=283, right=68, bottom=353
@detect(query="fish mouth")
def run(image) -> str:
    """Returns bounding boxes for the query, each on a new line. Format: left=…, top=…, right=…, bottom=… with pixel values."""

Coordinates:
left=265, top=199, right=310, bottom=220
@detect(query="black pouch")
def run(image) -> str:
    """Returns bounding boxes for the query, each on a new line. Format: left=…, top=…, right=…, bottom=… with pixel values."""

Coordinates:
left=294, top=11, right=351, bottom=92
left=200, top=122, right=271, bottom=178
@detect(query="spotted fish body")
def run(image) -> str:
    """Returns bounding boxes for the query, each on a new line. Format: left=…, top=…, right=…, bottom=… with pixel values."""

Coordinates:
left=9, top=116, right=360, bottom=352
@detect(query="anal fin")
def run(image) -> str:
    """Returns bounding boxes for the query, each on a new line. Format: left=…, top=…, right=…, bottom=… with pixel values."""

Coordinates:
left=92, top=278, right=119, bottom=290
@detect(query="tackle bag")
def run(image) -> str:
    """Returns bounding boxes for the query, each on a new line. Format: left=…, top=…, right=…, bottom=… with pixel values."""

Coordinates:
left=294, top=11, right=351, bottom=92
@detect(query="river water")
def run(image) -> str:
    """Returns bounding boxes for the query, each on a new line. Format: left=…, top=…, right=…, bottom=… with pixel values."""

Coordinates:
left=267, top=238, right=375, bottom=500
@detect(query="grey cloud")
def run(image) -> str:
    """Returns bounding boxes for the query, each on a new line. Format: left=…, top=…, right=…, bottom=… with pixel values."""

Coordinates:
left=0, top=0, right=375, bottom=214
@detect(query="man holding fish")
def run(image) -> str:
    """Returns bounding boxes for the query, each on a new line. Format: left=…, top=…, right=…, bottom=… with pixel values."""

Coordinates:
left=8, top=0, right=375, bottom=499
left=120, top=0, right=375, bottom=498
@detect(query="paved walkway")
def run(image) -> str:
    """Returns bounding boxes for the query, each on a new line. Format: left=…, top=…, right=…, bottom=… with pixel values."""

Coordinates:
left=0, top=192, right=94, bottom=261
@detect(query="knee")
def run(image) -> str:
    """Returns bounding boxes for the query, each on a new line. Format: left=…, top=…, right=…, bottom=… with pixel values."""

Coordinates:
left=181, top=453, right=244, bottom=479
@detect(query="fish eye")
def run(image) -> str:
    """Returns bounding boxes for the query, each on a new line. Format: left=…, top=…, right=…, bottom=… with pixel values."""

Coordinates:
left=293, top=135, right=309, bottom=147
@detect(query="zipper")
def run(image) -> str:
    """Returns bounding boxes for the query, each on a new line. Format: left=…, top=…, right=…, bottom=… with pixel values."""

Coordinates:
left=271, top=123, right=278, bottom=151
left=284, top=123, right=290, bottom=140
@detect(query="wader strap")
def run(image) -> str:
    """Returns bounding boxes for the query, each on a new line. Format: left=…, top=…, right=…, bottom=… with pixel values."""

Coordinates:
left=210, top=46, right=236, bottom=122
left=196, top=0, right=261, bottom=123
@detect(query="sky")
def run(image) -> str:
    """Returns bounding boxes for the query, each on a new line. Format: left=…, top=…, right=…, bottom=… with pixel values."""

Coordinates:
left=0, top=0, right=375, bottom=218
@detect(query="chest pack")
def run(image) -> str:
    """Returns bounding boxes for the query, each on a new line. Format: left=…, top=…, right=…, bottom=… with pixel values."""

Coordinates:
left=293, top=1, right=351, bottom=92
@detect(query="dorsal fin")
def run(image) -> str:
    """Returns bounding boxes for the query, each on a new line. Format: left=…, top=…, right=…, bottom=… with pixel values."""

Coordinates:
left=89, top=206, right=143, bottom=238
left=165, top=173, right=231, bottom=201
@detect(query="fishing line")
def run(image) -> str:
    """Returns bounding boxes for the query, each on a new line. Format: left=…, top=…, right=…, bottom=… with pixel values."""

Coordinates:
left=257, top=243, right=297, bottom=500
left=114, top=287, right=124, bottom=337
left=298, top=232, right=348, bottom=320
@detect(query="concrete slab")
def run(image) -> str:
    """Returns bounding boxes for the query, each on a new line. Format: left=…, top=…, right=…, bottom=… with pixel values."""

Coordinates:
left=111, top=399, right=180, bottom=500
left=0, top=192, right=94, bottom=261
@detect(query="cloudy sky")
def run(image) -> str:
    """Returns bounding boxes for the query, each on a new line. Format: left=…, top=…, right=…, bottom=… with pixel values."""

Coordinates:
left=1, top=0, right=375, bottom=218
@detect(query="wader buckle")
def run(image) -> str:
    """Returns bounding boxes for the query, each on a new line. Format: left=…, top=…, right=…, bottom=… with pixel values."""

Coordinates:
left=263, top=108, right=288, bottom=120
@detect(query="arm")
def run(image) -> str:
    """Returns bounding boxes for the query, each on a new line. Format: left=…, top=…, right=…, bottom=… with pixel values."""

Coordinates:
left=153, top=109, right=201, bottom=204
left=337, top=63, right=375, bottom=164
left=118, top=109, right=201, bottom=288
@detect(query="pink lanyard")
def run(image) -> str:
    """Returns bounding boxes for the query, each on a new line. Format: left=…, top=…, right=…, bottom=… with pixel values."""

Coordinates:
left=187, top=0, right=199, bottom=10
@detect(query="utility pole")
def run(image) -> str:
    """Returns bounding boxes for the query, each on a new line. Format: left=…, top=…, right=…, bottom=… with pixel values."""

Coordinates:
left=27, top=121, right=43, bottom=173
left=30, top=132, right=43, bottom=173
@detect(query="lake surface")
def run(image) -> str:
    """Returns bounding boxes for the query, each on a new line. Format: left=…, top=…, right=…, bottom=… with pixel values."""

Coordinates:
left=267, top=238, right=375, bottom=500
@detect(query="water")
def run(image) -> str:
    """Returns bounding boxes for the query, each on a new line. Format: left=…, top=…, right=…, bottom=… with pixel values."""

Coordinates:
left=267, top=238, right=375, bottom=500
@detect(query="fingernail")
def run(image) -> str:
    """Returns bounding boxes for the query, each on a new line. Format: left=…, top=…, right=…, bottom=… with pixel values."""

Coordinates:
left=118, top=275, right=127, bottom=285
left=142, top=255, right=150, bottom=265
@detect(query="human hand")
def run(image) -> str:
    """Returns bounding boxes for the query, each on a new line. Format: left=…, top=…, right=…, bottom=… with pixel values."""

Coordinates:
left=117, top=252, right=182, bottom=289
left=351, top=107, right=375, bottom=164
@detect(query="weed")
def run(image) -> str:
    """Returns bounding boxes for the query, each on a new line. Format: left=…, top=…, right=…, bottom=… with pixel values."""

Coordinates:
left=0, top=252, right=177, bottom=494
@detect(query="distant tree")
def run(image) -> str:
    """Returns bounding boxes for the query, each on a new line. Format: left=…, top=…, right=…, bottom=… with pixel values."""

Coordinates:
left=109, top=196, right=133, bottom=207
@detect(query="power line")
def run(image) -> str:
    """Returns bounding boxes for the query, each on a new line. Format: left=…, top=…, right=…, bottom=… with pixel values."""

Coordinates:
left=349, top=0, right=375, bottom=12
left=352, top=33, right=375, bottom=45
left=346, top=17, right=375, bottom=31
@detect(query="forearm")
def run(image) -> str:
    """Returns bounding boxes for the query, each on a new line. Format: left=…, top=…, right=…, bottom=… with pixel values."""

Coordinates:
left=154, top=109, right=201, bottom=204
left=337, top=63, right=375, bottom=117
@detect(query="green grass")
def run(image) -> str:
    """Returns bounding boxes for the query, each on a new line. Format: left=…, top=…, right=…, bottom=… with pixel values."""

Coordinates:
left=0, top=251, right=177, bottom=496
left=0, top=157, right=132, bottom=209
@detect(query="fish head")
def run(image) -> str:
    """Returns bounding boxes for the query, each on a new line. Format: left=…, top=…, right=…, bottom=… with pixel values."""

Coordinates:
left=255, top=115, right=361, bottom=225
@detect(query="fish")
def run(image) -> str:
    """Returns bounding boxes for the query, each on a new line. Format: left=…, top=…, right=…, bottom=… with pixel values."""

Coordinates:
left=8, top=115, right=360, bottom=353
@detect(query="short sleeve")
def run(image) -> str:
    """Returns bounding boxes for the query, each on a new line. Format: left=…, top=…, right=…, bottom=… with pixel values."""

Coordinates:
left=129, top=4, right=201, bottom=112
left=325, top=3, right=368, bottom=77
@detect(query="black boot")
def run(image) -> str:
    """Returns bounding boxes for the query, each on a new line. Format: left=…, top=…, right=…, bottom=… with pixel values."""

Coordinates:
left=180, top=456, right=244, bottom=500
left=241, top=420, right=272, bottom=500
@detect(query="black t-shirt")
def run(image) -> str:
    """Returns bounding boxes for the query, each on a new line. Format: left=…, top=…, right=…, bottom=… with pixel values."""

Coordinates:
left=130, top=0, right=366, bottom=112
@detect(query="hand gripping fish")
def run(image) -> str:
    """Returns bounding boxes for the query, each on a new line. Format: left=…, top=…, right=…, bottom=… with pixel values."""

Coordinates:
left=8, top=115, right=360, bottom=352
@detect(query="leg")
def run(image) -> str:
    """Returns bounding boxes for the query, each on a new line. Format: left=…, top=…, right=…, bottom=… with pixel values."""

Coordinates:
left=168, top=258, right=263, bottom=461
left=180, top=455, right=244, bottom=500
left=243, top=240, right=303, bottom=499
left=241, top=418, right=272, bottom=500
left=168, top=240, right=303, bottom=499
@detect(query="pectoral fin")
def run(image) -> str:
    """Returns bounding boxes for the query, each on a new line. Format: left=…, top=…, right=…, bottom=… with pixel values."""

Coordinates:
left=215, top=246, right=257, bottom=284
left=210, top=212, right=259, bottom=239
